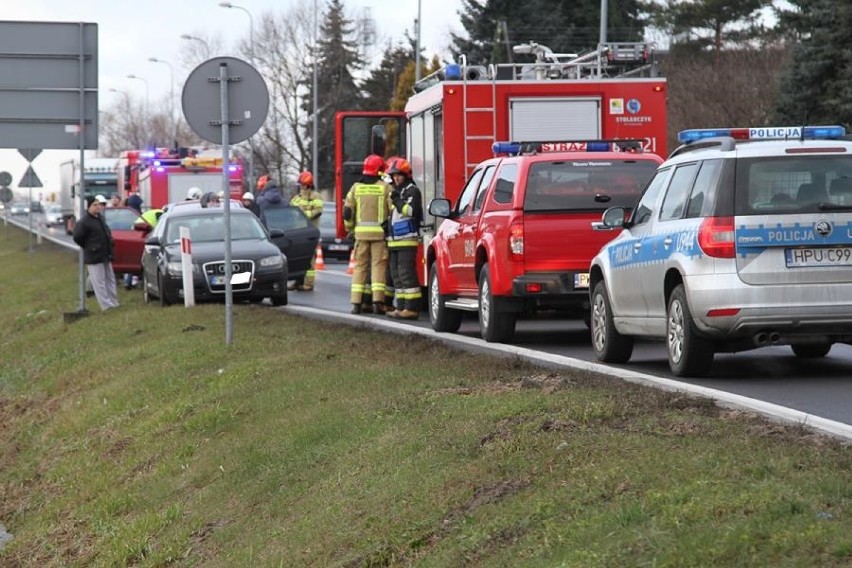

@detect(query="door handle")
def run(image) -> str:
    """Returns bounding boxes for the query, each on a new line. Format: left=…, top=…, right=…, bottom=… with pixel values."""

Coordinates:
left=663, top=237, right=673, bottom=249
left=633, top=242, right=642, bottom=251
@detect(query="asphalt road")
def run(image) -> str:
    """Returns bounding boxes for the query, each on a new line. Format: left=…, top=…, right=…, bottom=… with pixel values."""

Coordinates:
left=8, top=212, right=851, bottom=440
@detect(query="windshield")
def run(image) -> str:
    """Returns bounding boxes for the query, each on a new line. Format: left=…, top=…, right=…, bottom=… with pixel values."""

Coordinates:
left=103, top=208, right=138, bottom=230
left=264, top=206, right=311, bottom=231
left=165, top=213, right=266, bottom=244
left=524, top=159, right=658, bottom=211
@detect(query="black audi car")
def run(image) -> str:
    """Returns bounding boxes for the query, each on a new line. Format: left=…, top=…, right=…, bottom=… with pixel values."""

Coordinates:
left=141, top=205, right=288, bottom=306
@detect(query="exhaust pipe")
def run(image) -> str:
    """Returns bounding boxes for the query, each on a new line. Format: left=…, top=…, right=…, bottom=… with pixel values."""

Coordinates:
left=768, top=332, right=781, bottom=344
left=755, top=332, right=769, bottom=345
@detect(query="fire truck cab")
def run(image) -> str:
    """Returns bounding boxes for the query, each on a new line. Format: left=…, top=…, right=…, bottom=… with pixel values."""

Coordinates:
left=118, top=147, right=244, bottom=210
left=334, top=42, right=667, bottom=286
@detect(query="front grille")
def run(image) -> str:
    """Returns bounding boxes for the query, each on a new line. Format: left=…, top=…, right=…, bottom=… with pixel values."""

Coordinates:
left=203, top=260, right=255, bottom=293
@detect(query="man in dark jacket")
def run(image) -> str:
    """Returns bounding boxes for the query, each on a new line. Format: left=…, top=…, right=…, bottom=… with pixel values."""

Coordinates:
left=72, top=194, right=120, bottom=311
left=256, top=177, right=284, bottom=209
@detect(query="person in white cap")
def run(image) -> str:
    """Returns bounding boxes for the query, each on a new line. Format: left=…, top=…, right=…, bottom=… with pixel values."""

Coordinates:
left=72, top=194, right=120, bottom=311
left=186, top=187, right=202, bottom=201
left=241, top=191, right=266, bottom=227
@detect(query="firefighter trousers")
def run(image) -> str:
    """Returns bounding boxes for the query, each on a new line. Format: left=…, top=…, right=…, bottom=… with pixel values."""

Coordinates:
left=350, top=239, right=388, bottom=304
left=304, top=248, right=317, bottom=288
left=388, top=247, right=421, bottom=312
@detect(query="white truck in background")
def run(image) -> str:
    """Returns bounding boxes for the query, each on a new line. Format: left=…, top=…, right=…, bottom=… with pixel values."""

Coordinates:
left=58, top=157, right=119, bottom=234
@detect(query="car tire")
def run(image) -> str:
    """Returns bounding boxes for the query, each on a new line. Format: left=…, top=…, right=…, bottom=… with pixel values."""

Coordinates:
left=791, top=343, right=832, bottom=358
left=590, top=280, right=634, bottom=363
left=271, top=288, right=288, bottom=306
left=667, top=284, right=714, bottom=377
left=157, top=271, right=171, bottom=307
left=478, top=264, right=516, bottom=343
left=428, top=262, right=462, bottom=333
left=142, top=271, right=151, bottom=304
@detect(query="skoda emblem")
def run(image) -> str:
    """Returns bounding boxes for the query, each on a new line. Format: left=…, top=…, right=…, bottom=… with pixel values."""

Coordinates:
left=626, top=98, right=642, bottom=114
left=814, top=220, right=832, bottom=237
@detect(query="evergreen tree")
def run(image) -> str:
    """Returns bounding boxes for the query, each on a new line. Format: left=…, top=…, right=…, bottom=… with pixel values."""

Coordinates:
left=773, top=0, right=852, bottom=126
left=310, top=0, right=365, bottom=190
left=450, top=0, right=645, bottom=65
left=641, top=0, right=772, bottom=57
left=361, top=42, right=415, bottom=111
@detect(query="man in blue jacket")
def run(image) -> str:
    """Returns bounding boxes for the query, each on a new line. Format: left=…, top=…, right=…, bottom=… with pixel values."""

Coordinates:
left=72, top=194, right=120, bottom=311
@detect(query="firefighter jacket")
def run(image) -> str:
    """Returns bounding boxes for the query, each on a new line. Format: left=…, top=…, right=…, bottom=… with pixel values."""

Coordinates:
left=343, top=176, right=392, bottom=242
left=387, top=180, right=423, bottom=248
left=135, top=208, right=163, bottom=230
left=290, top=189, right=323, bottom=228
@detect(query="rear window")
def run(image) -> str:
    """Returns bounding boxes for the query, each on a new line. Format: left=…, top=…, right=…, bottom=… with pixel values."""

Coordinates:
left=103, top=208, right=137, bottom=230
left=523, top=159, right=658, bottom=212
left=735, top=155, right=852, bottom=215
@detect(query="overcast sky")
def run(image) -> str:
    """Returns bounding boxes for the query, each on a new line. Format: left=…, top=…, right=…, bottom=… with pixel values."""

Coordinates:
left=2, top=0, right=461, bottom=195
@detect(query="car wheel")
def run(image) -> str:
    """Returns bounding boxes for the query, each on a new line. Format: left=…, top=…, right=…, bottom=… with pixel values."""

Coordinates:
left=428, top=262, right=462, bottom=333
left=590, top=280, right=634, bottom=363
left=142, top=271, right=151, bottom=304
left=271, top=288, right=288, bottom=306
left=157, top=271, right=171, bottom=307
left=667, top=284, right=714, bottom=377
left=791, top=343, right=832, bottom=358
left=478, top=264, right=516, bottom=343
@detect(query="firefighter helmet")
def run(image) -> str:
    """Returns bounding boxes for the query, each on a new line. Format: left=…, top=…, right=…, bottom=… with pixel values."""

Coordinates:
left=298, top=171, right=314, bottom=187
left=387, top=158, right=412, bottom=177
left=186, top=187, right=202, bottom=200
left=256, top=174, right=270, bottom=190
left=362, top=154, right=385, bottom=176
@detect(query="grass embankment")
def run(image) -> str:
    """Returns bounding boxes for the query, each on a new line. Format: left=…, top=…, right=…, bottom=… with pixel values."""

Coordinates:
left=0, top=225, right=850, bottom=567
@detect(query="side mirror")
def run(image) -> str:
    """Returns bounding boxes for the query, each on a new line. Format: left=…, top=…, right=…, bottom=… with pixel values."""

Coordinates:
left=428, top=198, right=452, bottom=219
left=268, top=228, right=284, bottom=238
left=144, top=235, right=160, bottom=246
left=592, top=206, right=627, bottom=231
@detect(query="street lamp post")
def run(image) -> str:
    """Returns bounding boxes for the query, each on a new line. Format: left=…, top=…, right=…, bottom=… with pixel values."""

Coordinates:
left=148, top=57, right=176, bottom=142
left=180, top=34, right=211, bottom=59
left=219, top=1, right=256, bottom=187
left=126, top=74, right=150, bottom=116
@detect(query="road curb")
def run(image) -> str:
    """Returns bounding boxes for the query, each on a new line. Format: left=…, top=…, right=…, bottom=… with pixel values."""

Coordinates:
left=282, top=304, right=852, bottom=444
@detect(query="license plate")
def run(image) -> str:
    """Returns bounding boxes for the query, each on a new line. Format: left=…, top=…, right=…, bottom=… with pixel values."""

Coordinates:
left=574, top=272, right=590, bottom=289
left=329, top=244, right=348, bottom=251
left=785, top=247, right=852, bottom=268
left=210, top=275, right=224, bottom=285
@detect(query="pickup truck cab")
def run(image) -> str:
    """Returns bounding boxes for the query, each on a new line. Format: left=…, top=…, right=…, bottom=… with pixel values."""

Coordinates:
left=426, top=141, right=663, bottom=342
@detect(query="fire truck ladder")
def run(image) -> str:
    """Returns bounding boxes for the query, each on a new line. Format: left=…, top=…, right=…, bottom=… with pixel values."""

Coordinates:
left=459, top=55, right=497, bottom=177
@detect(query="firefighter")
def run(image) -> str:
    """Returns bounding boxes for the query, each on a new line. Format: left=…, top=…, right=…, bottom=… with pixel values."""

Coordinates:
left=186, top=187, right=202, bottom=201
left=289, top=171, right=323, bottom=291
left=385, top=158, right=423, bottom=319
left=343, top=154, right=392, bottom=314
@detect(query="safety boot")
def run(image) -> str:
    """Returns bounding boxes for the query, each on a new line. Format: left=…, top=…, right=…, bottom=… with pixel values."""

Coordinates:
left=350, top=304, right=362, bottom=314
left=396, top=309, right=419, bottom=320
left=360, top=303, right=373, bottom=314
left=372, top=303, right=387, bottom=315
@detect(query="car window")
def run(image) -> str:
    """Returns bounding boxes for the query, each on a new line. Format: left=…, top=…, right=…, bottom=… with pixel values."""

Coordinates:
left=685, top=159, right=723, bottom=218
left=103, top=208, right=138, bottom=230
left=471, top=166, right=496, bottom=212
left=265, top=206, right=311, bottom=231
left=456, top=168, right=485, bottom=215
left=524, top=159, right=658, bottom=212
left=659, top=163, right=699, bottom=221
left=493, top=163, right=517, bottom=204
left=735, top=155, right=852, bottom=214
left=630, top=168, right=669, bottom=226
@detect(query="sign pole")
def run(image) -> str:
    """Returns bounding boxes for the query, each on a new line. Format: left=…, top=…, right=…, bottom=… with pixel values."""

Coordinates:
left=220, top=62, right=234, bottom=345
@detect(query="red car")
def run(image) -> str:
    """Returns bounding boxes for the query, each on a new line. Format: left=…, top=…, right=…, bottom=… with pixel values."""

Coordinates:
left=102, top=206, right=146, bottom=276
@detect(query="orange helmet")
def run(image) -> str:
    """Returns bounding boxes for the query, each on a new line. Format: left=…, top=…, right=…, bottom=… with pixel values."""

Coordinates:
left=362, top=154, right=385, bottom=177
left=298, top=171, right=314, bottom=187
left=256, top=174, right=269, bottom=190
left=384, top=155, right=403, bottom=172
left=387, top=158, right=412, bottom=177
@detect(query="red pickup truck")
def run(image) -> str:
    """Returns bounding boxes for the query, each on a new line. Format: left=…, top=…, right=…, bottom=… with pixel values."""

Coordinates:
left=426, top=142, right=663, bottom=342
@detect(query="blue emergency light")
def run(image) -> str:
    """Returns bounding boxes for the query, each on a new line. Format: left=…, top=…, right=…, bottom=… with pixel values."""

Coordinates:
left=678, top=125, right=847, bottom=144
left=492, top=139, right=641, bottom=156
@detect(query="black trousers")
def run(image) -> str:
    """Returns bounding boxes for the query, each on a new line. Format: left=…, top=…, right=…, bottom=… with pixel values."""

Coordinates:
left=388, top=247, right=421, bottom=311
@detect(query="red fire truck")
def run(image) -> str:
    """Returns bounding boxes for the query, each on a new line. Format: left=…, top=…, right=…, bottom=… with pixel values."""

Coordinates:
left=118, top=147, right=244, bottom=209
left=334, top=42, right=667, bottom=285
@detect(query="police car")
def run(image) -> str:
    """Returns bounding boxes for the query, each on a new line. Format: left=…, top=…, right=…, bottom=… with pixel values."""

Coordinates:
left=588, top=125, right=852, bottom=377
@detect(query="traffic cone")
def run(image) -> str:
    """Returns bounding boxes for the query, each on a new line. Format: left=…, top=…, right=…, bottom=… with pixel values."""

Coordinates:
left=346, top=249, right=356, bottom=274
left=314, top=245, right=326, bottom=271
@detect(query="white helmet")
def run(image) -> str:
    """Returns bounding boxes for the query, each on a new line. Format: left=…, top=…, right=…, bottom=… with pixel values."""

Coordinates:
left=186, top=187, right=202, bottom=200
left=242, top=192, right=254, bottom=201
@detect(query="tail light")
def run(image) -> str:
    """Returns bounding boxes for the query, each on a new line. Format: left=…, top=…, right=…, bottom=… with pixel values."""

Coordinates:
left=697, top=216, right=735, bottom=258
left=509, top=222, right=524, bottom=257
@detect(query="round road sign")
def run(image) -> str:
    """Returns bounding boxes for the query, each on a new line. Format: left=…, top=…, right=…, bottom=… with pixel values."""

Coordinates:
left=182, top=57, right=269, bottom=145
left=0, top=171, right=11, bottom=187
left=0, top=187, right=12, bottom=203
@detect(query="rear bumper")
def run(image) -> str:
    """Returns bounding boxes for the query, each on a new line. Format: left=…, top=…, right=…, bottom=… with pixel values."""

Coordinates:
left=507, top=272, right=590, bottom=312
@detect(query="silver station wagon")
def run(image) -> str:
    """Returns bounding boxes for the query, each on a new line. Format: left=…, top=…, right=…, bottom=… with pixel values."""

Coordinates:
left=589, top=125, right=852, bottom=376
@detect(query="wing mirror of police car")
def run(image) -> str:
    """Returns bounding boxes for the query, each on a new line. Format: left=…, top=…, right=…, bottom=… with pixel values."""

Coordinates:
left=144, top=235, right=160, bottom=246
left=428, top=198, right=451, bottom=218
left=592, top=206, right=627, bottom=231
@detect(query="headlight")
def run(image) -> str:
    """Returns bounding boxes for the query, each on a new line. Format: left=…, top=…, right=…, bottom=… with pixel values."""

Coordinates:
left=259, top=254, right=284, bottom=268
left=167, top=261, right=198, bottom=275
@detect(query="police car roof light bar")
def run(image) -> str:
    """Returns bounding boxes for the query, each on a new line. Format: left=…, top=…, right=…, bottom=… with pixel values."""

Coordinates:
left=492, top=139, right=643, bottom=156
left=678, top=125, right=847, bottom=144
